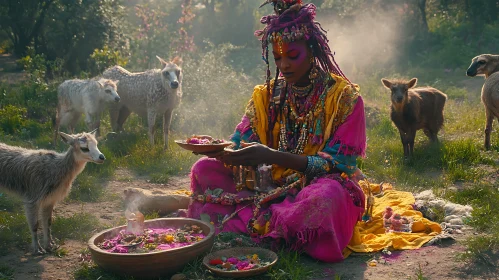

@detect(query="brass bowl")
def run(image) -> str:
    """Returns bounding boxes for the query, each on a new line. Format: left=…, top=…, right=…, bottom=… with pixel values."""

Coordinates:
left=88, top=218, right=215, bottom=279
left=203, top=247, right=278, bottom=278
left=174, top=140, right=232, bottom=154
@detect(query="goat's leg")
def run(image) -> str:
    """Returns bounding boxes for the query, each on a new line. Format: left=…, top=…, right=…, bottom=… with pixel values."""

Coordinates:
left=424, top=128, right=438, bottom=142
left=162, top=108, right=174, bottom=150
left=408, top=129, right=417, bottom=157
left=147, top=110, right=157, bottom=146
left=23, top=201, right=44, bottom=254
left=117, top=106, right=132, bottom=132
left=85, top=112, right=101, bottom=137
left=399, top=130, right=409, bottom=158
left=41, top=203, right=56, bottom=251
left=68, top=113, right=81, bottom=134
left=85, top=112, right=95, bottom=133
left=109, top=105, right=120, bottom=132
left=484, top=109, right=494, bottom=150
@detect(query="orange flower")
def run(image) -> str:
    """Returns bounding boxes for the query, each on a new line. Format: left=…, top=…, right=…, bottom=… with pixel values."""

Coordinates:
left=164, top=235, right=174, bottom=243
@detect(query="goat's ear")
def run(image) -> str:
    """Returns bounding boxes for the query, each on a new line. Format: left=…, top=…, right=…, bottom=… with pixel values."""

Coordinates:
left=381, top=78, right=392, bottom=89
left=172, top=56, right=183, bottom=66
left=59, top=132, right=75, bottom=144
left=89, top=128, right=98, bottom=136
left=112, top=79, right=119, bottom=86
left=97, top=78, right=106, bottom=88
left=407, top=78, right=418, bottom=88
left=156, top=55, right=168, bottom=66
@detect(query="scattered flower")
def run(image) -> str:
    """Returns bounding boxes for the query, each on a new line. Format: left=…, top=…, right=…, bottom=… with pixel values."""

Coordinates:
left=208, top=254, right=270, bottom=272
left=97, top=224, right=205, bottom=254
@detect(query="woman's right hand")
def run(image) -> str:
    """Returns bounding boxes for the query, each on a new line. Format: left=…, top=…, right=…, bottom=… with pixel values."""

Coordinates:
left=217, top=143, right=274, bottom=166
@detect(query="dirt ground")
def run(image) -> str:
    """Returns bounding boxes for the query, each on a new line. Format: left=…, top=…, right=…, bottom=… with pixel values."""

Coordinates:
left=0, top=168, right=498, bottom=280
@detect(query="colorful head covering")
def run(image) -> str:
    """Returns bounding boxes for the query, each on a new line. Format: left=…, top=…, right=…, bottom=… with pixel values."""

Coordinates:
left=254, top=0, right=349, bottom=82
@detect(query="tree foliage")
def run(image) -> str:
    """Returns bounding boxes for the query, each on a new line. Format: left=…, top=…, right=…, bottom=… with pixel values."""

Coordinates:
left=0, top=0, right=498, bottom=75
left=0, top=0, right=127, bottom=74
left=0, top=0, right=55, bottom=56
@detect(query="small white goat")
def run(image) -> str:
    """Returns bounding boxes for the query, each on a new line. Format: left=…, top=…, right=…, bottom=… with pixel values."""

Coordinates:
left=466, top=54, right=499, bottom=150
left=0, top=129, right=105, bottom=254
left=54, top=78, right=120, bottom=144
left=102, top=56, right=182, bottom=149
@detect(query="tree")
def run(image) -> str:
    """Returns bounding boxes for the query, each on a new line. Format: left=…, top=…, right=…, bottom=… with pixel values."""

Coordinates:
left=417, top=0, right=428, bottom=34
left=41, top=0, right=127, bottom=74
left=0, top=0, right=54, bottom=56
left=0, top=0, right=127, bottom=74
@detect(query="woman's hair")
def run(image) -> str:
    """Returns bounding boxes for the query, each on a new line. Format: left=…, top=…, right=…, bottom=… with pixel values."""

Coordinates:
left=254, top=1, right=349, bottom=84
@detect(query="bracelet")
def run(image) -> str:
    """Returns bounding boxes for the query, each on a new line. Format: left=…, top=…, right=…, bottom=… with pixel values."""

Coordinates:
left=304, top=156, right=330, bottom=178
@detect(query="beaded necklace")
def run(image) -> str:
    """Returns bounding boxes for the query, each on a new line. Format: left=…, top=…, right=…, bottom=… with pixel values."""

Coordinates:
left=278, top=72, right=329, bottom=154
left=291, top=83, right=313, bottom=98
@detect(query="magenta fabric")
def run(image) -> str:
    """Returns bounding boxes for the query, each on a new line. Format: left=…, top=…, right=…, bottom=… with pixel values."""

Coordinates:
left=188, top=157, right=365, bottom=262
left=329, top=96, right=367, bottom=157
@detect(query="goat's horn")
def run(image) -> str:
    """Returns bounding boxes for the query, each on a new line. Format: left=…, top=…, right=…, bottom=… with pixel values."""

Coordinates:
left=89, top=128, right=99, bottom=135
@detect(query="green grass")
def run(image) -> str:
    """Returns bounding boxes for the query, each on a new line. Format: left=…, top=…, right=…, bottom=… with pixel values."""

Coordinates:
left=0, top=204, right=31, bottom=255
left=113, top=134, right=197, bottom=178
left=408, top=263, right=429, bottom=280
left=360, top=75, right=499, bottom=266
left=0, top=211, right=101, bottom=259
left=0, top=193, right=22, bottom=212
left=267, top=250, right=315, bottom=280
left=51, top=212, right=103, bottom=242
left=52, top=246, right=69, bottom=258
left=74, top=263, right=137, bottom=280
left=69, top=174, right=108, bottom=202
left=0, top=264, right=14, bottom=280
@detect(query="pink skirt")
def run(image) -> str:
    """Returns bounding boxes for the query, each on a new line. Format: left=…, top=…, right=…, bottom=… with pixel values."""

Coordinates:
left=187, top=157, right=365, bottom=262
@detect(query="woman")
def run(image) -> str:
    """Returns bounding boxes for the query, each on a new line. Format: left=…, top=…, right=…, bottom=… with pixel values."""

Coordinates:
left=188, top=0, right=366, bottom=262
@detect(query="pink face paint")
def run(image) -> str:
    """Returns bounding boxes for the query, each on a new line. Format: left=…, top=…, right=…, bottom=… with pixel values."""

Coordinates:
left=272, top=40, right=312, bottom=84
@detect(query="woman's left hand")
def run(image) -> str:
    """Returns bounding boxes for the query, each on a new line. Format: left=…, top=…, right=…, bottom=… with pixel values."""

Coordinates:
left=217, top=142, right=274, bottom=166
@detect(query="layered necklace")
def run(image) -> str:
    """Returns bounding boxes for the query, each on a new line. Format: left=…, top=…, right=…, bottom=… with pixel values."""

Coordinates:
left=278, top=72, right=329, bottom=154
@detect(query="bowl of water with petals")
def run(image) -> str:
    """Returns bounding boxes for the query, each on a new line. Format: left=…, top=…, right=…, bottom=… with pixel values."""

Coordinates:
left=88, top=216, right=215, bottom=279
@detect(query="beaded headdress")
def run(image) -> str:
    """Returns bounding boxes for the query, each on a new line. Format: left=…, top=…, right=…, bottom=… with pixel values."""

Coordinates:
left=255, top=1, right=349, bottom=88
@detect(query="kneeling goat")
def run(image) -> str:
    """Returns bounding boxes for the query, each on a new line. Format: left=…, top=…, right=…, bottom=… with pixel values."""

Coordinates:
left=0, top=129, right=105, bottom=254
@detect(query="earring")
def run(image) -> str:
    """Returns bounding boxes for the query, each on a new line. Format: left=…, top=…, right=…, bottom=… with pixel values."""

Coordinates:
left=308, top=57, right=319, bottom=83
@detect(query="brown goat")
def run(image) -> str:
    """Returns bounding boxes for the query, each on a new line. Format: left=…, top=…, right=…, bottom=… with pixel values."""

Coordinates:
left=381, top=78, right=447, bottom=158
left=466, top=54, right=499, bottom=150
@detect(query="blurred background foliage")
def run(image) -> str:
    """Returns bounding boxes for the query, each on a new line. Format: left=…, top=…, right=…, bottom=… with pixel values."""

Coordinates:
left=0, top=0, right=496, bottom=78
left=0, top=0, right=497, bottom=138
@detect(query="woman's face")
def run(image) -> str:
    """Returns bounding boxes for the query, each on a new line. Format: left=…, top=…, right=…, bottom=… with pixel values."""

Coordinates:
left=272, top=40, right=312, bottom=85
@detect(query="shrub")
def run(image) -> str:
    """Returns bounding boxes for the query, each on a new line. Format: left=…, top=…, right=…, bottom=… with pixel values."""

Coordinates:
left=0, top=105, right=27, bottom=134
left=88, top=45, right=129, bottom=76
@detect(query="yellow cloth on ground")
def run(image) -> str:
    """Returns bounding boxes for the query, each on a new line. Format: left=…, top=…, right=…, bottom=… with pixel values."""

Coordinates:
left=347, top=181, right=442, bottom=253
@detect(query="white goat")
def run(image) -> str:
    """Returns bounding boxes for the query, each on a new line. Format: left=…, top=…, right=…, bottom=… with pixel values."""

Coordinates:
left=102, top=56, right=182, bottom=149
left=466, top=54, right=499, bottom=150
left=54, top=78, right=120, bottom=144
left=0, top=129, right=104, bottom=254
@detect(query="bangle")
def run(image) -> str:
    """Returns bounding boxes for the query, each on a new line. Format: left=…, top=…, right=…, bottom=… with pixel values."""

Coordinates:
left=304, top=156, right=330, bottom=178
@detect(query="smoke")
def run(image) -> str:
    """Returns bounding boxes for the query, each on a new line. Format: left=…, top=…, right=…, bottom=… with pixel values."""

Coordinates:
left=317, top=9, right=404, bottom=82
left=123, top=188, right=144, bottom=215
